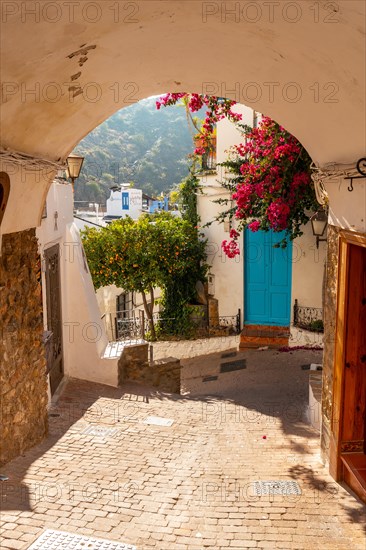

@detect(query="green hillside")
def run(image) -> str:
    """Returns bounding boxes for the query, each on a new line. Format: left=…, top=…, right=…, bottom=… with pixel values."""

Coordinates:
left=73, top=96, right=198, bottom=203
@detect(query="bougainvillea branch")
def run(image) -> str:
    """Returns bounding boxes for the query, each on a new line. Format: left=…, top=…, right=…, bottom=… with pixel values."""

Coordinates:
left=156, top=94, right=319, bottom=252
left=156, top=93, right=242, bottom=154
left=219, top=116, right=319, bottom=252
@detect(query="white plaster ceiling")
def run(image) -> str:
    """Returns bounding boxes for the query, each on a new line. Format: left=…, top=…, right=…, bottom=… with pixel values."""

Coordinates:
left=0, top=0, right=365, bottom=166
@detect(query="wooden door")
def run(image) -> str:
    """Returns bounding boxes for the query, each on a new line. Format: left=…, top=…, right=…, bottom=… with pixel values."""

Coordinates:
left=330, top=234, right=366, bottom=502
left=341, top=244, right=366, bottom=453
left=44, top=244, right=63, bottom=394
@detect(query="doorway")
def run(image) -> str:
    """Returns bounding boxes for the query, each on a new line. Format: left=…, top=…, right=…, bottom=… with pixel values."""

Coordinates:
left=244, top=229, right=292, bottom=326
left=44, top=244, right=64, bottom=394
left=330, top=232, right=366, bottom=503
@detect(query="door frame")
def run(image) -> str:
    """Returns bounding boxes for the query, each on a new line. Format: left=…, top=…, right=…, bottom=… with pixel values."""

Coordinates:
left=329, top=229, right=366, bottom=480
left=44, top=243, right=64, bottom=395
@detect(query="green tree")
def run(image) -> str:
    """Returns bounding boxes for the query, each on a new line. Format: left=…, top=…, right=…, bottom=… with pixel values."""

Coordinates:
left=178, top=172, right=202, bottom=227
left=81, top=213, right=207, bottom=340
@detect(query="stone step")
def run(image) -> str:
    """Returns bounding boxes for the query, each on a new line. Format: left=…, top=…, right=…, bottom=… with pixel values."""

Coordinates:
left=341, top=453, right=366, bottom=504
left=239, top=324, right=290, bottom=349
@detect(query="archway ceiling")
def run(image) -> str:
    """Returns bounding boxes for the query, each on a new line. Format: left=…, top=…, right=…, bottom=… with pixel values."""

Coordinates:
left=1, top=0, right=365, bottom=166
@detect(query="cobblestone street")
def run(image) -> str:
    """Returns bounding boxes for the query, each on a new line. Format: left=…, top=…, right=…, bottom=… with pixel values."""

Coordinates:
left=1, top=348, right=365, bottom=549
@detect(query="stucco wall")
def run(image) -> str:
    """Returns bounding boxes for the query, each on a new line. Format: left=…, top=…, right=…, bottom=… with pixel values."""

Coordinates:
left=0, top=229, right=48, bottom=465
left=198, top=177, right=243, bottom=320
left=216, top=104, right=255, bottom=164
left=291, top=223, right=327, bottom=310
left=325, top=177, right=366, bottom=233
left=0, top=163, right=55, bottom=237
left=37, top=181, right=118, bottom=388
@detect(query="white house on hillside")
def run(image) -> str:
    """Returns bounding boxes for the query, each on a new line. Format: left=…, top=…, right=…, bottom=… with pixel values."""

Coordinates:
left=104, top=185, right=143, bottom=222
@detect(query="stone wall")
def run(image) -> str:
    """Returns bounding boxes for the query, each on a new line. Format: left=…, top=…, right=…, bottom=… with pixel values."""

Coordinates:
left=0, top=229, right=48, bottom=466
left=321, top=224, right=341, bottom=463
left=118, top=343, right=181, bottom=393
left=151, top=335, right=241, bottom=361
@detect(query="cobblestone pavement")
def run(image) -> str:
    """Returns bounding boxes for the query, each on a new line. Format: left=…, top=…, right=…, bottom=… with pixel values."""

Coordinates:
left=1, top=349, right=365, bottom=549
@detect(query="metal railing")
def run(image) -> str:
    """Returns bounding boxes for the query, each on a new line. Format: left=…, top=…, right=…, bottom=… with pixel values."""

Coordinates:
left=102, top=308, right=241, bottom=341
left=115, top=310, right=146, bottom=340
left=207, top=311, right=241, bottom=336
left=293, top=299, right=324, bottom=332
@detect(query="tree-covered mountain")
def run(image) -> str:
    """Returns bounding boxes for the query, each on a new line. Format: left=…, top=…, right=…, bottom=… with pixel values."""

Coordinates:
left=73, top=96, right=199, bottom=203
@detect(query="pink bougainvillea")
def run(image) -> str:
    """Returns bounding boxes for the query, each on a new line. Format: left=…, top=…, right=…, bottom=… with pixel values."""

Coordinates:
left=221, top=239, right=240, bottom=258
left=220, top=116, right=318, bottom=251
left=267, top=199, right=291, bottom=230
left=156, top=95, right=318, bottom=252
left=247, top=220, right=261, bottom=232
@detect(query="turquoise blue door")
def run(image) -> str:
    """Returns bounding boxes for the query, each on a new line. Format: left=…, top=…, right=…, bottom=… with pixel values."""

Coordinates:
left=244, top=229, right=292, bottom=326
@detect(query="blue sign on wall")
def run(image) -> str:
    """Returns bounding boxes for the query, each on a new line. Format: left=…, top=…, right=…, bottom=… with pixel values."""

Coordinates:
left=122, top=192, right=129, bottom=210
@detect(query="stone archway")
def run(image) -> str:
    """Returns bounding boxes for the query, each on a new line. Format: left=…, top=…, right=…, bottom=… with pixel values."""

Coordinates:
left=0, top=1, right=365, bottom=483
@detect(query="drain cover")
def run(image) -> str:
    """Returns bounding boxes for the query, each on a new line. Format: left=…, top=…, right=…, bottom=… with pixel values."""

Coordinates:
left=81, top=426, right=119, bottom=437
left=27, top=529, right=136, bottom=549
left=142, top=416, right=174, bottom=427
left=220, top=359, right=246, bottom=373
left=253, top=480, right=301, bottom=496
left=120, top=415, right=140, bottom=423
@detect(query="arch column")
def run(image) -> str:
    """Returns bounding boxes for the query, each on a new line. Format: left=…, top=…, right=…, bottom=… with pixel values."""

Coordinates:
left=0, top=157, right=58, bottom=465
left=320, top=168, right=366, bottom=503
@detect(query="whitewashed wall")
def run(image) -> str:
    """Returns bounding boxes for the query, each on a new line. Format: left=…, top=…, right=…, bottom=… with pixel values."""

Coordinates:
left=325, top=176, right=366, bottom=233
left=106, top=188, right=143, bottom=219
left=37, top=182, right=119, bottom=389
left=291, top=224, right=326, bottom=310
left=198, top=176, right=243, bottom=320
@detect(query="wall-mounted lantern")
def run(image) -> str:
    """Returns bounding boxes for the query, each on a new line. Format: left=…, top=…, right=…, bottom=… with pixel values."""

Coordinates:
left=66, top=154, right=84, bottom=189
left=310, top=208, right=328, bottom=248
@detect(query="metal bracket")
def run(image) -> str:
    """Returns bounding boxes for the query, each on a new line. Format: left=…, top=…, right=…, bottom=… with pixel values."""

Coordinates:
left=345, top=157, right=366, bottom=191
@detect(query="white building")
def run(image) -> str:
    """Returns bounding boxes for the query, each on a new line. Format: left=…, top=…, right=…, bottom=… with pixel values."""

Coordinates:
left=197, top=105, right=327, bottom=347
left=104, top=186, right=143, bottom=222
left=36, top=181, right=123, bottom=398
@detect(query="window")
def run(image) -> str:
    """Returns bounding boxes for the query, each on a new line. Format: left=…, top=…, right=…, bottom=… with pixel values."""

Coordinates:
left=122, top=192, right=129, bottom=210
left=116, top=292, right=134, bottom=318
